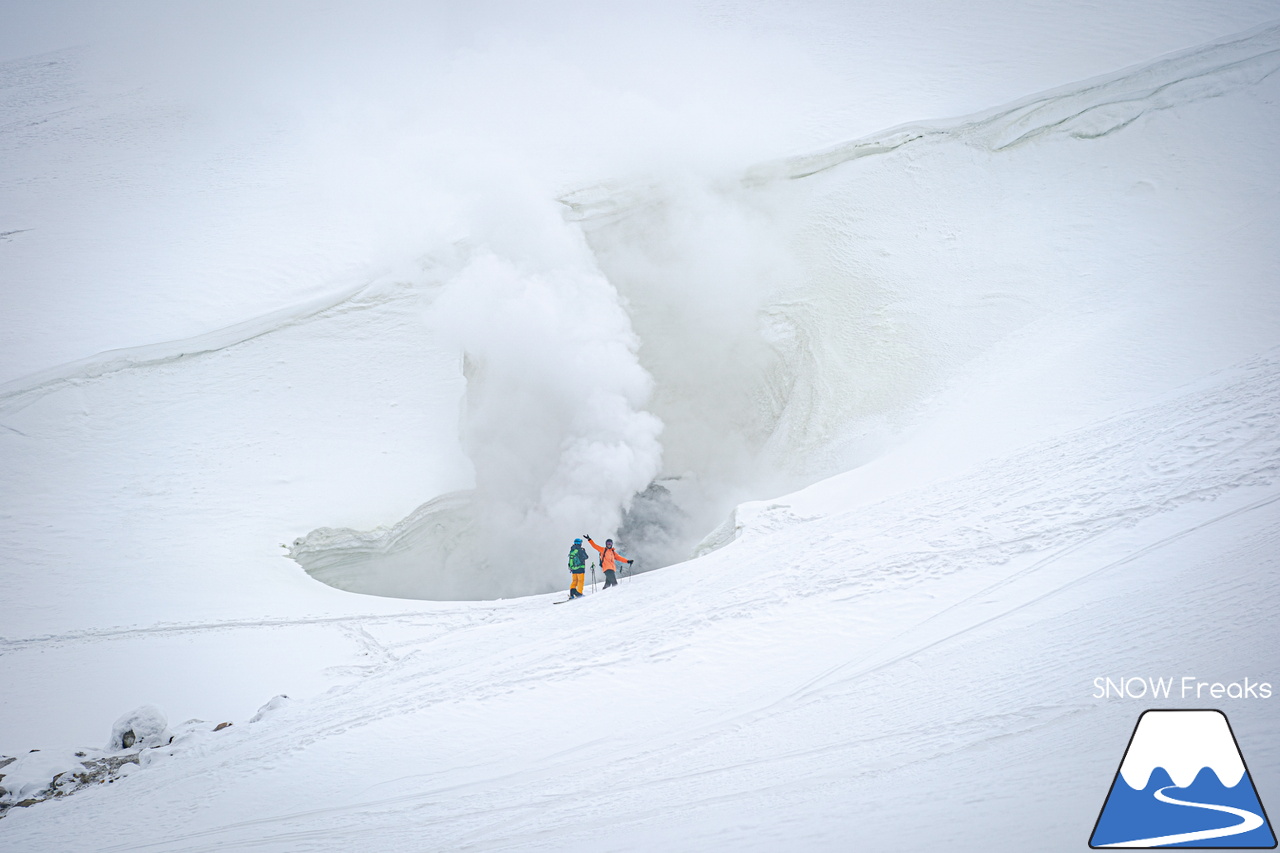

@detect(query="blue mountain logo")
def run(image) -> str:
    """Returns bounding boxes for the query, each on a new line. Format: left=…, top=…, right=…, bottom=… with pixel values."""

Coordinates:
left=1091, top=710, right=1276, bottom=848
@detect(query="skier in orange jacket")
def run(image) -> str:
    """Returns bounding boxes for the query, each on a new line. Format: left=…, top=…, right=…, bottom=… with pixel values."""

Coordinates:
left=583, top=535, right=632, bottom=589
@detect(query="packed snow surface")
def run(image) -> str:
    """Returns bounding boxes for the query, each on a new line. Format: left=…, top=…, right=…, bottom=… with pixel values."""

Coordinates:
left=1, top=1, right=1279, bottom=850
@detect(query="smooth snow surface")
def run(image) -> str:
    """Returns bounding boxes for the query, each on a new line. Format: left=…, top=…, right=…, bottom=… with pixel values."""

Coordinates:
left=2, top=1, right=1279, bottom=850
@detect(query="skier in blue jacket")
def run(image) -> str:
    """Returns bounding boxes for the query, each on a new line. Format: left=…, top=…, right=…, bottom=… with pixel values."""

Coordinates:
left=566, top=538, right=589, bottom=598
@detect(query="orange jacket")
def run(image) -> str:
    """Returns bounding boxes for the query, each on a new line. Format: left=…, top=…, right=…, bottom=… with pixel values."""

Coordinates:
left=586, top=538, right=630, bottom=573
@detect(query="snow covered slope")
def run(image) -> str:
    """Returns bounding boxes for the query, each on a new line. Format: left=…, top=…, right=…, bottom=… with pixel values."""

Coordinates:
left=3, top=346, right=1277, bottom=850
left=2, top=2, right=1279, bottom=849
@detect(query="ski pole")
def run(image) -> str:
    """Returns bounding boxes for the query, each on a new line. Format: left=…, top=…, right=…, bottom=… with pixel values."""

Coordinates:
left=591, top=563, right=596, bottom=594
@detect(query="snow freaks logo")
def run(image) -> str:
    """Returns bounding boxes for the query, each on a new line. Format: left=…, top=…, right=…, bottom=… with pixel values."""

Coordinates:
left=1092, top=676, right=1272, bottom=700
left=1089, top=710, right=1276, bottom=848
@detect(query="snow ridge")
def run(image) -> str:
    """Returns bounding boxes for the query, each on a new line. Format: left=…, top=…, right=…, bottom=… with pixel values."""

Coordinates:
left=286, top=491, right=482, bottom=600
left=0, top=277, right=408, bottom=417
left=739, top=20, right=1280, bottom=185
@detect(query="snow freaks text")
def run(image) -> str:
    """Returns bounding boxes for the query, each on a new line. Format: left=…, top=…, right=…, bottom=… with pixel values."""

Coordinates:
left=1092, top=677, right=1273, bottom=700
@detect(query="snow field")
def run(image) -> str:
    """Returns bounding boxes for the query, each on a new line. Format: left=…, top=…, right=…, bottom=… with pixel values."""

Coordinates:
left=4, top=343, right=1277, bottom=850
left=2, top=3, right=1280, bottom=849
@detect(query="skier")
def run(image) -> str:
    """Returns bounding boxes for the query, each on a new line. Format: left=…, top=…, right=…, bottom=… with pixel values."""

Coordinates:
left=583, top=535, right=632, bottom=589
left=566, top=537, right=589, bottom=599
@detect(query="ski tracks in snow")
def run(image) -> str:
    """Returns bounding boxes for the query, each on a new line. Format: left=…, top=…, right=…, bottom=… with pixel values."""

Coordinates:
left=66, top=352, right=1280, bottom=852
left=810, top=351, right=1278, bottom=601
left=551, top=350, right=1280, bottom=784
left=4, top=355, right=1278, bottom=850
left=722, top=352, right=1280, bottom=696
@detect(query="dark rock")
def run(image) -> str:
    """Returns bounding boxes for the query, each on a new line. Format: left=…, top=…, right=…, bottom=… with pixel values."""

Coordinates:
left=121, top=730, right=136, bottom=749
left=76, top=754, right=140, bottom=781
left=16, top=799, right=39, bottom=808
left=213, top=722, right=233, bottom=732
